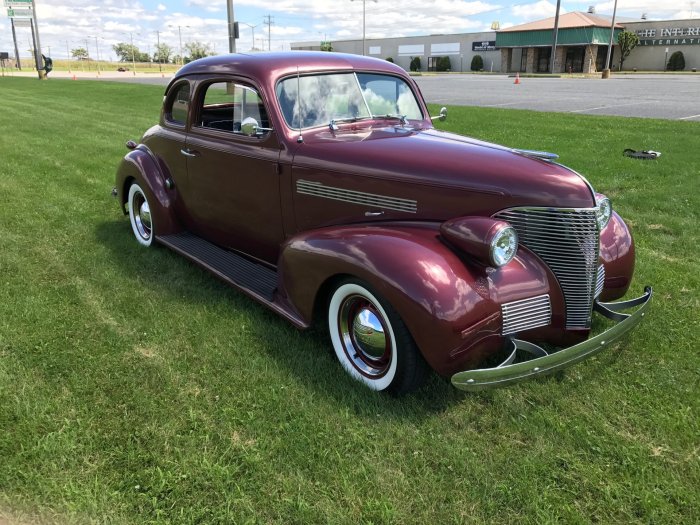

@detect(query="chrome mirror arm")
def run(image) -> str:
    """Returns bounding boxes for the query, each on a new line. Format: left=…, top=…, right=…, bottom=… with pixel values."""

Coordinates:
left=430, top=107, right=448, bottom=122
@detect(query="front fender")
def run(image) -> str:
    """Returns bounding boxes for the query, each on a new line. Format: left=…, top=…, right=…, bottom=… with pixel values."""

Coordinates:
left=278, top=222, right=552, bottom=377
left=599, top=211, right=635, bottom=301
left=115, top=145, right=181, bottom=236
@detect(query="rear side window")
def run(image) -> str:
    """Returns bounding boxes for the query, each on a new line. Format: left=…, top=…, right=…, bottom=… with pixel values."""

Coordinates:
left=166, top=82, right=190, bottom=125
left=197, top=82, right=270, bottom=134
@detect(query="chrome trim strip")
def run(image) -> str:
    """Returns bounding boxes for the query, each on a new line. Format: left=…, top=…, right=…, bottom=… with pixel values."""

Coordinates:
left=595, top=264, right=605, bottom=298
left=296, top=180, right=417, bottom=213
left=501, top=294, right=551, bottom=336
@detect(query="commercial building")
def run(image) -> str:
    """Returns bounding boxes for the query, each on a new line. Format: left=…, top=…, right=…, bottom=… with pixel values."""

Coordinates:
left=291, top=12, right=700, bottom=73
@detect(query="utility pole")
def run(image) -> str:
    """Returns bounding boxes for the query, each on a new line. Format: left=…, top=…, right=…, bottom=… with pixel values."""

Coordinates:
left=603, top=0, right=619, bottom=78
left=264, top=15, right=274, bottom=51
left=30, top=0, right=44, bottom=78
left=227, top=0, right=236, bottom=53
left=130, top=32, right=136, bottom=75
left=350, top=0, right=377, bottom=56
left=550, top=0, right=561, bottom=73
left=84, top=38, right=90, bottom=71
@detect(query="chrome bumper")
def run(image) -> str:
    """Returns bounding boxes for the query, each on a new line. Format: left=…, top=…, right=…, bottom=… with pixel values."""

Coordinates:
left=451, top=286, right=653, bottom=391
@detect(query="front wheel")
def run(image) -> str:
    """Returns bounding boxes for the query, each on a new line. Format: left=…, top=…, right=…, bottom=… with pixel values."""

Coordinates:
left=128, top=183, right=154, bottom=247
left=327, top=280, right=428, bottom=395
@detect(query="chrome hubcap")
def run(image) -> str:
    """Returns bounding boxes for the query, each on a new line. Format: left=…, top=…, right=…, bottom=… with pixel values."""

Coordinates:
left=339, top=295, right=391, bottom=378
left=133, top=193, right=151, bottom=240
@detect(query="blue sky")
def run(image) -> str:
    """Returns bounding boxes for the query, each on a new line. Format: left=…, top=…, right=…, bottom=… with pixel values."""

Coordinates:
left=0, top=1, right=692, bottom=61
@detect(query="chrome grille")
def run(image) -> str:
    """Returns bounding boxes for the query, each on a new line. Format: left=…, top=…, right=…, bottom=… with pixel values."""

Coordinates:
left=595, top=264, right=605, bottom=299
left=495, top=207, right=600, bottom=329
left=501, top=294, right=551, bottom=335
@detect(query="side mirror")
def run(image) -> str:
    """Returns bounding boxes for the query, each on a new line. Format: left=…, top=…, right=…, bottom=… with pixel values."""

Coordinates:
left=430, top=107, right=448, bottom=122
left=240, top=117, right=260, bottom=137
left=240, top=116, right=273, bottom=137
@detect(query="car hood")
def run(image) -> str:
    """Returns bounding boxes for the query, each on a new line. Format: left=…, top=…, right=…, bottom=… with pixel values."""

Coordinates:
left=291, top=125, right=596, bottom=213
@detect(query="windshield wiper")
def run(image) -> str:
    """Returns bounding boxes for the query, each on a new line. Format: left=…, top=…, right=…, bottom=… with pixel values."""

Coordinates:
left=329, top=115, right=372, bottom=131
left=372, top=114, right=409, bottom=126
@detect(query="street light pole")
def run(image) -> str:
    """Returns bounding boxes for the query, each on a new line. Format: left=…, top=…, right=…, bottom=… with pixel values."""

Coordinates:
left=240, top=22, right=257, bottom=51
left=155, top=30, right=162, bottom=72
left=130, top=32, right=136, bottom=75
left=350, top=0, right=377, bottom=56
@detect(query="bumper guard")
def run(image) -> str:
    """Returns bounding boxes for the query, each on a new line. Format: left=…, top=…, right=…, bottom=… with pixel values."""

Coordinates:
left=451, top=286, right=653, bottom=391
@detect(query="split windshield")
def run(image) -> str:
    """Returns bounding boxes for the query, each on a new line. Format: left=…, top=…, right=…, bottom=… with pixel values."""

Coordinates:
left=275, top=72, right=423, bottom=129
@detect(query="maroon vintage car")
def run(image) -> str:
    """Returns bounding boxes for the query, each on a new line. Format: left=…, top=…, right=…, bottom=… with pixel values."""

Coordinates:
left=114, top=52, right=651, bottom=395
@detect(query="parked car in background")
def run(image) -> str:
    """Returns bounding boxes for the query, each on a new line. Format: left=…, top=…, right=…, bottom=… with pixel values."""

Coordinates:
left=114, top=52, right=651, bottom=395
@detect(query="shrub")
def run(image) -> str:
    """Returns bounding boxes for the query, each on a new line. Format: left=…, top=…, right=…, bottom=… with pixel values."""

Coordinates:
left=667, top=51, right=685, bottom=71
left=436, top=56, right=451, bottom=72
left=470, top=55, right=484, bottom=71
left=409, top=56, right=421, bottom=72
left=386, top=57, right=394, bottom=63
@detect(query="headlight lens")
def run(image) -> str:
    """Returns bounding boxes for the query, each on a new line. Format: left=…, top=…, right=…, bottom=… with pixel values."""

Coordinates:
left=490, top=226, right=518, bottom=267
left=596, top=196, right=612, bottom=230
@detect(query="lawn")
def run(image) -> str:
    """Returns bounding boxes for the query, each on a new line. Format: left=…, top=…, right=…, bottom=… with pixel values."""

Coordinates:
left=0, top=77, right=698, bottom=524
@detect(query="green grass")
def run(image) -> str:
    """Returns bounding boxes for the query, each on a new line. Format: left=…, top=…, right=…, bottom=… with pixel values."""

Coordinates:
left=0, top=77, right=698, bottom=524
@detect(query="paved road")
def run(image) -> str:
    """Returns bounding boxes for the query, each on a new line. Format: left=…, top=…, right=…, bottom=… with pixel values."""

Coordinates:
left=414, top=74, right=700, bottom=121
left=7, top=70, right=700, bottom=121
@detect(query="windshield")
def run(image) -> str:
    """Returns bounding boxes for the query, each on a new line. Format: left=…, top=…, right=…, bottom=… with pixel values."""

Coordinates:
left=276, top=72, right=423, bottom=129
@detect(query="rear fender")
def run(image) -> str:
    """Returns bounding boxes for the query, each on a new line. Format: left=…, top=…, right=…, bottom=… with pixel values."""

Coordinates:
left=278, top=223, right=552, bottom=376
left=115, top=145, right=181, bottom=236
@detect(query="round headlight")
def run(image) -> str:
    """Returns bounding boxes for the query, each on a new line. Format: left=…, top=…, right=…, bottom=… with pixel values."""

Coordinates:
left=596, top=196, right=612, bottom=230
left=490, top=226, right=518, bottom=267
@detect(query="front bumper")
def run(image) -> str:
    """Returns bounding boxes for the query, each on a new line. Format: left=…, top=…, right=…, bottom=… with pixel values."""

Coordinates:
left=451, top=286, right=653, bottom=391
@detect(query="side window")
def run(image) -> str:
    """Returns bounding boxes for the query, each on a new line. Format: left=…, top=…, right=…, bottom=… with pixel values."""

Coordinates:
left=166, top=82, right=190, bottom=125
left=198, top=82, right=270, bottom=135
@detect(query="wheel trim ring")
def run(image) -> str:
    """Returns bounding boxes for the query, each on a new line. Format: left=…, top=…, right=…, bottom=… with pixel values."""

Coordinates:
left=132, top=191, right=151, bottom=240
left=338, top=295, right=392, bottom=379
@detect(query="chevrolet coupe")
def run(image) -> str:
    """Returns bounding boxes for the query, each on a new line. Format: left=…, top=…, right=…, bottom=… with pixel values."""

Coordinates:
left=114, top=52, right=651, bottom=395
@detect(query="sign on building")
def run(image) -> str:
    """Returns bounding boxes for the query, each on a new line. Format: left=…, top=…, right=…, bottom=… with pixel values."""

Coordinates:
left=472, top=41, right=497, bottom=52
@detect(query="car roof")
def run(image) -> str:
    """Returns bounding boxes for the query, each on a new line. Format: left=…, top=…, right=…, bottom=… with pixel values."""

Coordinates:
left=173, top=51, right=407, bottom=83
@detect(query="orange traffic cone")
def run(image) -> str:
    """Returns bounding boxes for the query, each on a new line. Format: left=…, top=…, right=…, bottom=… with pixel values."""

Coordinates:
left=514, top=72, right=520, bottom=85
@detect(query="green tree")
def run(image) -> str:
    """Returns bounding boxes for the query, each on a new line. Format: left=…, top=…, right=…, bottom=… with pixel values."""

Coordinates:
left=153, top=43, right=173, bottom=64
left=436, top=56, right=451, bottom=72
left=470, top=54, right=484, bottom=71
left=385, top=57, right=394, bottom=63
left=667, top=51, right=685, bottom=71
left=112, top=42, right=149, bottom=63
left=320, top=41, right=333, bottom=52
left=71, top=47, right=88, bottom=60
left=184, top=41, right=213, bottom=63
left=409, top=56, right=421, bottom=72
left=617, top=30, right=639, bottom=71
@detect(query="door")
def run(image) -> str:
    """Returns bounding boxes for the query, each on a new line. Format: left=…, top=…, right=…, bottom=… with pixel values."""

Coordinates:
left=181, top=79, right=284, bottom=263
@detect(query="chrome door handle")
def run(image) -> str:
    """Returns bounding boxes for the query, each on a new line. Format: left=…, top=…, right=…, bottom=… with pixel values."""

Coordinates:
left=364, top=211, right=385, bottom=217
left=180, top=148, right=199, bottom=157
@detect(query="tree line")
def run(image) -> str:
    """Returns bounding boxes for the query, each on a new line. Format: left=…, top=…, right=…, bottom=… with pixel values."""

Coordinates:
left=70, top=41, right=214, bottom=64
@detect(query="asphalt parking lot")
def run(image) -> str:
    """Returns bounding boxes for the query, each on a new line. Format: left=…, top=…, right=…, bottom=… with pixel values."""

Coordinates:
left=414, top=74, right=700, bottom=121
left=8, top=69, right=700, bottom=121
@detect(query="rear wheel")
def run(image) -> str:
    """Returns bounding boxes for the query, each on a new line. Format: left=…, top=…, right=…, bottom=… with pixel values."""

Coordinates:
left=128, top=183, right=154, bottom=247
left=327, top=280, right=428, bottom=395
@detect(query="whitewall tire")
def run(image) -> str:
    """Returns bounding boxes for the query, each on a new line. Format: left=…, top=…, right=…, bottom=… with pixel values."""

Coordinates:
left=128, top=183, right=154, bottom=247
left=327, top=280, right=427, bottom=395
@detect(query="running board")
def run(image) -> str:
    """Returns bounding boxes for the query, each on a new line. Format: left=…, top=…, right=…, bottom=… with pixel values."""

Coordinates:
left=157, top=232, right=277, bottom=301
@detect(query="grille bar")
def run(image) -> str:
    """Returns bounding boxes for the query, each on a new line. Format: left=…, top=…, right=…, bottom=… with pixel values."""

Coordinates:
left=501, top=294, right=551, bottom=335
left=496, top=207, right=600, bottom=329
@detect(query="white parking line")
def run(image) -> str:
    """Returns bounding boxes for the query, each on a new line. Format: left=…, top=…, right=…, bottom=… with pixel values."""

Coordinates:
left=569, top=101, right=648, bottom=114
left=679, top=114, right=700, bottom=120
